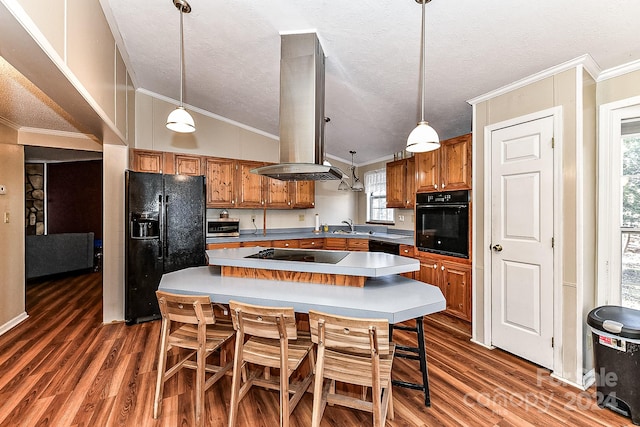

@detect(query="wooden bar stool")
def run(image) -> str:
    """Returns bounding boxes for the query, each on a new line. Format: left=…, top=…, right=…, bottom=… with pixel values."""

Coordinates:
left=309, top=309, right=395, bottom=427
left=228, top=300, right=315, bottom=427
left=153, top=291, right=235, bottom=427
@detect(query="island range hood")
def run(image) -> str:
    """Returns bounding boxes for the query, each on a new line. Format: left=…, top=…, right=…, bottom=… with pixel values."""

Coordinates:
left=251, top=33, right=344, bottom=181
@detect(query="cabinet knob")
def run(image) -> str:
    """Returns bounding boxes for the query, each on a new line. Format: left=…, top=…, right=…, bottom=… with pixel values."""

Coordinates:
left=434, top=184, right=438, bottom=189
left=433, top=264, right=437, bottom=269
left=403, top=249, right=408, bottom=253
left=231, top=200, right=235, bottom=204
left=441, top=265, right=445, bottom=271
left=311, top=242, right=315, bottom=245
left=442, top=183, right=446, bottom=188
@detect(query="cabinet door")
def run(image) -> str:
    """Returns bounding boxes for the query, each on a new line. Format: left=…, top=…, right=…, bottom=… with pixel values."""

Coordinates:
left=204, top=157, right=236, bottom=208
left=292, top=181, right=315, bottom=208
left=236, top=161, right=265, bottom=208
left=418, top=256, right=440, bottom=288
left=405, top=157, right=415, bottom=208
left=265, top=176, right=292, bottom=208
left=385, top=159, right=406, bottom=208
left=346, top=239, right=368, bottom=252
left=441, top=260, right=471, bottom=321
left=324, top=237, right=347, bottom=250
left=440, top=133, right=471, bottom=190
left=175, top=154, right=202, bottom=176
left=415, top=150, right=439, bottom=192
left=131, top=149, right=163, bottom=173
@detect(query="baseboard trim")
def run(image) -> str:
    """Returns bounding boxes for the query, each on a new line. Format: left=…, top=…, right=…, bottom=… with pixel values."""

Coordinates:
left=550, top=372, right=589, bottom=391
left=0, top=312, right=29, bottom=336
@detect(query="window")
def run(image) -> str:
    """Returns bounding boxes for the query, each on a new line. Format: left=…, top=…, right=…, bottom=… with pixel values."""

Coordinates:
left=621, top=126, right=640, bottom=309
left=598, top=101, right=640, bottom=309
left=364, top=168, right=393, bottom=223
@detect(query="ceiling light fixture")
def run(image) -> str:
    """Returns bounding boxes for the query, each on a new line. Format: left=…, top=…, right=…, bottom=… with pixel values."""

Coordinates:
left=166, top=0, right=195, bottom=133
left=406, top=0, right=439, bottom=153
left=338, top=151, right=364, bottom=192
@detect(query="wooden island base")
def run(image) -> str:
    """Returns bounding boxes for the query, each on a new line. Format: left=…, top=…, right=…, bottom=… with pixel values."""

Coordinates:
left=221, top=265, right=366, bottom=287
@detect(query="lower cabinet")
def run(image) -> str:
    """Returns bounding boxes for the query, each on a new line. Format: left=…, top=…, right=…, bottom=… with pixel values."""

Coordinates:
left=417, top=253, right=471, bottom=322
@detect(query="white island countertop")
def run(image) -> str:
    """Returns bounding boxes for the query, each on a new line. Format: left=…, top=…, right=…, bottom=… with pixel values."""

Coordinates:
left=206, top=247, right=419, bottom=277
left=159, top=266, right=445, bottom=324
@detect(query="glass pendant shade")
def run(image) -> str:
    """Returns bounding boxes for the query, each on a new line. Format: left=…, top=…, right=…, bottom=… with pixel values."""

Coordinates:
left=166, top=106, right=196, bottom=133
left=338, top=180, right=350, bottom=191
left=406, top=121, right=439, bottom=152
left=351, top=178, right=364, bottom=191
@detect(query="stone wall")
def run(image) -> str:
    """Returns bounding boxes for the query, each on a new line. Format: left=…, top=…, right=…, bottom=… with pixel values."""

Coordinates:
left=25, top=163, right=44, bottom=235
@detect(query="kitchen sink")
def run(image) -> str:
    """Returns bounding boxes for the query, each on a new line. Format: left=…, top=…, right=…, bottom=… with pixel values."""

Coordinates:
left=331, top=230, right=371, bottom=236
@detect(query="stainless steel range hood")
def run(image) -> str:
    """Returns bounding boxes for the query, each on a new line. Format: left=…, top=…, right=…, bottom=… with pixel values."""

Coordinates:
left=251, top=33, right=344, bottom=181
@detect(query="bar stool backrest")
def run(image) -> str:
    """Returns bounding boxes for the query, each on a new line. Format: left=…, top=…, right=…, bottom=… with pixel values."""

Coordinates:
left=309, top=310, right=390, bottom=356
left=229, top=300, right=297, bottom=340
left=156, top=291, right=215, bottom=325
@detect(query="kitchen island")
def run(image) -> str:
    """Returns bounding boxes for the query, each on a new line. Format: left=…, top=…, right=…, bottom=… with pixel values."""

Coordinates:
left=206, top=247, right=419, bottom=287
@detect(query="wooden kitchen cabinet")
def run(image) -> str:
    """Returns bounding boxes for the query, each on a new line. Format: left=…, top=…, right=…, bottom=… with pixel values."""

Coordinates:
left=236, top=160, right=266, bottom=208
left=347, top=239, right=369, bottom=252
left=386, top=157, right=415, bottom=208
left=264, top=176, right=292, bottom=208
left=241, top=240, right=272, bottom=247
left=416, top=252, right=471, bottom=322
left=272, top=239, right=300, bottom=248
left=291, top=181, right=315, bottom=208
left=416, top=133, right=471, bottom=193
left=130, top=149, right=163, bottom=173
left=204, top=157, right=236, bottom=208
left=299, top=238, right=324, bottom=249
left=324, top=237, right=347, bottom=250
left=174, top=154, right=202, bottom=176
left=207, top=241, right=241, bottom=249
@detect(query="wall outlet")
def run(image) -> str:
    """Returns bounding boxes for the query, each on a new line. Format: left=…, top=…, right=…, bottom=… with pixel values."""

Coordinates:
left=298, top=214, right=305, bottom=221
left=251, top=215, right=256, bottom=221
left=399, top=215, right=405, bottom=222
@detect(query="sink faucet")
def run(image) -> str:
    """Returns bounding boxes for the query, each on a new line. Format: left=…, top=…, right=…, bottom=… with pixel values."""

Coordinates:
left=342, top=218, right=355, bottom=232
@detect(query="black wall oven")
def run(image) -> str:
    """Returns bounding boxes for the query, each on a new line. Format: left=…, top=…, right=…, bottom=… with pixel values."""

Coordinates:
left=415, top=190, right=470, bottom=258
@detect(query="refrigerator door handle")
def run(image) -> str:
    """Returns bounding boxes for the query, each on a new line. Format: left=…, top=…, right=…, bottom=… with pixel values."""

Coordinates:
left=158, top=194, right=164, bottom=259
left=164, top=195, right=169, bottom=258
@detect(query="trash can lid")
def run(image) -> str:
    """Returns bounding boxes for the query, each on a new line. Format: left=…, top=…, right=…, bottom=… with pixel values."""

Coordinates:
left=587, top=305, right=640, bottom=339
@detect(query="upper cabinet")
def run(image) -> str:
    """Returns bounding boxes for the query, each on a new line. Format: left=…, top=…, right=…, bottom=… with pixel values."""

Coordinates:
left=386, top=157, right=415, bottom=209
left=203, top=157, right=236, bottom=208
left=128, top=149, right=314, bottom=209
left=416, top=133, right=471, bottom=193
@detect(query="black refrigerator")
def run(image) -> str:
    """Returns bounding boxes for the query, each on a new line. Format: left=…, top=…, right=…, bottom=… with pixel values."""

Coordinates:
left=125, top=170, right=206, bottom=325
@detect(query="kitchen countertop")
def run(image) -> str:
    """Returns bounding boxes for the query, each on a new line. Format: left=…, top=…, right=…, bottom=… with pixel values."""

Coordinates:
left=206, top=228, right=414, bottom=246
left=159, top=266, right=444, bottom=324
left=206, top=247, right=419, bottom=277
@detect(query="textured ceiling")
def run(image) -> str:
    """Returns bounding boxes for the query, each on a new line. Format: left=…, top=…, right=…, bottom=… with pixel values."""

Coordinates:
left=3, top=1, right=640, bottom=165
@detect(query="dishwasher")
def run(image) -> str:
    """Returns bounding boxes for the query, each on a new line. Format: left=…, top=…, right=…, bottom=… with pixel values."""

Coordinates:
left=368, top=239, right=400, bottom=255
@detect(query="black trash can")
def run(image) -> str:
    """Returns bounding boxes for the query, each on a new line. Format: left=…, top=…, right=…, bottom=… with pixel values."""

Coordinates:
left=587, top=305, right=640, bottom=425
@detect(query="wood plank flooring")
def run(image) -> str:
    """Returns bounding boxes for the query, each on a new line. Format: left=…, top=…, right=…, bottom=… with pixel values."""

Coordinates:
left=0, top=272, right=634, bottom=426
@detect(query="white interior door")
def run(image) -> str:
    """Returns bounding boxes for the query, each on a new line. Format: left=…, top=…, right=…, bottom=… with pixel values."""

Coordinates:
left=490, top=116, right=555, bottom=370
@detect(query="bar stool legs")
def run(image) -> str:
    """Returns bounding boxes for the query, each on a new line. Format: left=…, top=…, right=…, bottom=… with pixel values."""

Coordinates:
left=389, top=316, right=431, bottom=407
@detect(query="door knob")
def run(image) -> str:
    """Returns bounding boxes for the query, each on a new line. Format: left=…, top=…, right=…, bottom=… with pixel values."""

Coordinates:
left=492, top=244, right=503, bottom=252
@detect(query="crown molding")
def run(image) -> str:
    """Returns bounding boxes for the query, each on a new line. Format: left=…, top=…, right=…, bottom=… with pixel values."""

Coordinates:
left=467, top=54, right=601, bottom=106
left=598, top=58, right=640, bottom=82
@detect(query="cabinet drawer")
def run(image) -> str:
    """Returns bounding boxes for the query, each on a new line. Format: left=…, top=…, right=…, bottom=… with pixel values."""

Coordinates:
left=241, top=240, right=272, bottom=248
left=207, top=242, right=241, bottom=249
left=272, top=240, right=300, bottom=248
left=324, top=237, right=347, bottom=250
left=299, top=238, right=324, bottom=249
left=399, top=244, right=415, bottom=257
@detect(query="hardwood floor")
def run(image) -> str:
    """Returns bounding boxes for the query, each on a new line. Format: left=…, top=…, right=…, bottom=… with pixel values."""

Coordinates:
left=0, top=272, right=633, bottom=426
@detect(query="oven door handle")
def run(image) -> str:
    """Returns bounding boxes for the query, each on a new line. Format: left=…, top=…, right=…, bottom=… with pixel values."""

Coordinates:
left=416, top=203, right=468, bottom=208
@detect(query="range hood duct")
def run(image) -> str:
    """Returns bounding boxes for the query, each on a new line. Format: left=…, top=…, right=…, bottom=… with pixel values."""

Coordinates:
left=251, top=33, right=344, bottom=181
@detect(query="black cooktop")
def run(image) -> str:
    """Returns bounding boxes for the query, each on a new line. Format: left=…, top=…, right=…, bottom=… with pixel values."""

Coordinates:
left=245, top=248, right=348, bottom=264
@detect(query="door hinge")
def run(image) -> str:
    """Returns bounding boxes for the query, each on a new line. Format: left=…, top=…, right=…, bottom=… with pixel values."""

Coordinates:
left=552, top=137, right=555, bottom=148
left=551, top=337, right=554, bottom=348
left=552, top=237, right=555, bottom=248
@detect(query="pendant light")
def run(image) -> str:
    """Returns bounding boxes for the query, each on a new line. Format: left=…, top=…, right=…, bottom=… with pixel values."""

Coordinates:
left=338, top=151, right=364, bottom=192
left=406, top=0, right=439, bottom=152
left=166, top=0, right=195, bottom=133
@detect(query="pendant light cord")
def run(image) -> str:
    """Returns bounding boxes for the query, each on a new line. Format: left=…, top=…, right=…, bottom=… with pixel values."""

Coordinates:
left=420, top=0, right=426, bottom=122
left=179, top=8, right=184, bottom=108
